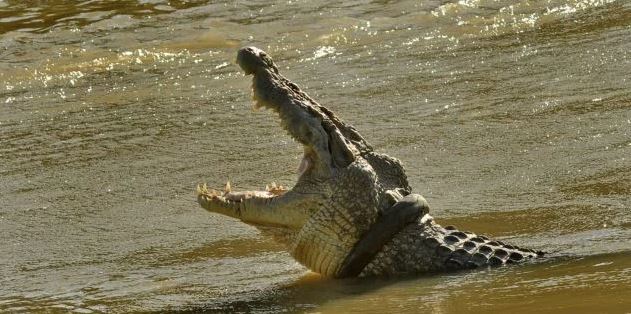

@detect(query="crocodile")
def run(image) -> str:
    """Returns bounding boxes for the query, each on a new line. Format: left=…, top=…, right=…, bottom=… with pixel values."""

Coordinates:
left=197, top=46, right=543, bottom=278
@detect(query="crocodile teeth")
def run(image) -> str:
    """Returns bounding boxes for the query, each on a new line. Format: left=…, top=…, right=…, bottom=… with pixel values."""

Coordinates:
left=266, top=182, right=287, bottom=195
left=196, top=183, right=208, bottom=195
left=266, top=182, right=278, bottom=191
left=225, top=181, right=232, bottom=193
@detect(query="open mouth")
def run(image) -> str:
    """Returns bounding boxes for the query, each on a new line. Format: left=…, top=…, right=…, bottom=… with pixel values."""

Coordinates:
left=197, top=78, right=312, bottom=206
left=198, top=46, right=337, bottom=216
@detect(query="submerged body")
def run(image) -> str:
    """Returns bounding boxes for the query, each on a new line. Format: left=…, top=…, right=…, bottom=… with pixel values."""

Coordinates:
left=198, top=47, right=542, bottom=278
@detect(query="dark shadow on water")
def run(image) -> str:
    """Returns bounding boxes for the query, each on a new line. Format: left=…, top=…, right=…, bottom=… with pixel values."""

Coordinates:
left=140, top=254, right=581, bottom=314
left=143, top=273, right=424, bottom=313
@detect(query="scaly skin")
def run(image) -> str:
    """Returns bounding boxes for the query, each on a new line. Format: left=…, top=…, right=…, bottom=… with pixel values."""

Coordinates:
left=197, top=47, right=542, bottom=278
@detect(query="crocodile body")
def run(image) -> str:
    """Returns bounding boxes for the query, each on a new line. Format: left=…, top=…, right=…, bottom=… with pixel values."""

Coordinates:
left=197, top=47, right=542, bottom=278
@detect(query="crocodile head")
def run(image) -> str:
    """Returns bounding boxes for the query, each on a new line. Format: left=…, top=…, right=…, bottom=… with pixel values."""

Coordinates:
left=198, top=47, right=413, bottom=277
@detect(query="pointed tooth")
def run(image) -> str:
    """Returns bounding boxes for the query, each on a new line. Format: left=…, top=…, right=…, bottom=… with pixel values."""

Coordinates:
left=225, top=181, right=231, bottom=193
left=271, top=182, right=277, bottom=188
left=265, top=184, right=270, bottom=192
left=199, top=183, right=209, bottom=195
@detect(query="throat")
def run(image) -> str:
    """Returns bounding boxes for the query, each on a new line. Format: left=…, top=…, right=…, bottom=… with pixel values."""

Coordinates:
left=256, top=225, right=298, bottom=248
left=297, top=155, right=311, bottom=176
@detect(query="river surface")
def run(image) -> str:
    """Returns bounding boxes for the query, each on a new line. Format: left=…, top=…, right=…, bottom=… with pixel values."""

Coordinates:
left=1, top=0, right=630, bottom=313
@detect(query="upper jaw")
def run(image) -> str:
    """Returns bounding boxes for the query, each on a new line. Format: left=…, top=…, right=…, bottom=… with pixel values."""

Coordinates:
left=236, top=46, right=278, bottom=75
left=230, top=46, right=361, bottom=196
left=238, top=48, right=341, bottom=178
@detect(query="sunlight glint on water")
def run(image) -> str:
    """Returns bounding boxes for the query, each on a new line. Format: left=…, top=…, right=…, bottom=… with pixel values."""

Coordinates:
left=0, top=0, right=630, bottom=312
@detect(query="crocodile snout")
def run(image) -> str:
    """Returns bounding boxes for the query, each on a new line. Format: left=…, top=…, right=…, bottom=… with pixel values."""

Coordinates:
left=236, top=46, right=277, bottom=75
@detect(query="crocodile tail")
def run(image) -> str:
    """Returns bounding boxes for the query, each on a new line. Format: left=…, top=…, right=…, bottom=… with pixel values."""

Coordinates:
left=425, top=225, right=544, bottom=269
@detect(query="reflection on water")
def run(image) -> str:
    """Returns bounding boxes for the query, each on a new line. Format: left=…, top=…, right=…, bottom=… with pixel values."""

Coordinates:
left=170, top=252, right=631, bottom=313
left=1, top=0, right=630, bottom=312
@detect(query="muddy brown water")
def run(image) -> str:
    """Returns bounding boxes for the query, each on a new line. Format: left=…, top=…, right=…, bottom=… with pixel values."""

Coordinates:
left=1, top=0, right=630, bottom=313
